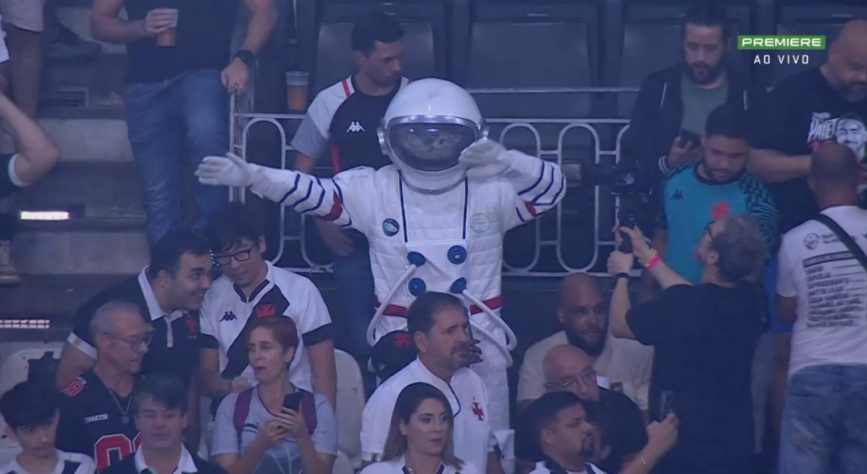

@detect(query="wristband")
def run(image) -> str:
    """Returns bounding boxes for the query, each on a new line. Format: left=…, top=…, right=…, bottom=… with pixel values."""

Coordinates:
left=646, top=254, right=661, bottom=269
left=615, top=272, right=630, bottom=281
left=639, top=249, right=658, bottom=267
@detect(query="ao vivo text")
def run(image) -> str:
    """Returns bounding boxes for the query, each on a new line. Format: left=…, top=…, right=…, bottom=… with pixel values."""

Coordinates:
left=753, top=54, right=810, bottom=65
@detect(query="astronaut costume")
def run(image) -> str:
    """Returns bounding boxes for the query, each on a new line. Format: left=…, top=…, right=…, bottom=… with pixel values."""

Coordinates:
left=197, top=79, right=565, bottom=471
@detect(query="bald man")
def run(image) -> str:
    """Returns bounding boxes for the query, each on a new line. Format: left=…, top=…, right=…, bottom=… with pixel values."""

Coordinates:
left=517, top=273, right=653, bottom=411
left=776, top=142, right=867, bottom=474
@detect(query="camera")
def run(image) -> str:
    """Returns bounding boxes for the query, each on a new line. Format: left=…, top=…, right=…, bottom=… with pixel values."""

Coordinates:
left=571, top=161, right=655, bottom=252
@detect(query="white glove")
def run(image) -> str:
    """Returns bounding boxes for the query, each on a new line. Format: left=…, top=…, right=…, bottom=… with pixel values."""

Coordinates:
left=195, top=152, right=254, bottom=187
left=459, top=138, right=511, bottom=179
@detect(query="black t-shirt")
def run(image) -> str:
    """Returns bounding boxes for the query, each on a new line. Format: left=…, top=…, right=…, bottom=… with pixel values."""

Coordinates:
left=70, top=275, right=199, bottom=388
left=0, top=154, right=21, bottom=201
left=124, top=0, right=239, bottom=84
left=514, top=389, right=647, bottom=472
left=625, top=283, right=764, bottom=465
left=329, top=75, right=402, bottom=172
left=56, top=371, right=142, bottom=472
left=751, top=67, right=867, bottom=232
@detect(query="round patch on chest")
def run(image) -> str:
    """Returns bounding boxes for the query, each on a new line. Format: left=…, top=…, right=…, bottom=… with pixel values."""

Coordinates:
left=469, top=213, right=491, bottom=234
left=383, top=218, right=400, bottom=237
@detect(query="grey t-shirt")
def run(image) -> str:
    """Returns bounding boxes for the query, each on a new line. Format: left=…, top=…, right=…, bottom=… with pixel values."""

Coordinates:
left=212, top=389, right=338, bottom=474
left=680, top=74, right=729, bottom=134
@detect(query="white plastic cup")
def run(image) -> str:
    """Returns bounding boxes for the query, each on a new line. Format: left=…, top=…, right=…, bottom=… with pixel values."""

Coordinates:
left=156, top=9, right=179, bottom=47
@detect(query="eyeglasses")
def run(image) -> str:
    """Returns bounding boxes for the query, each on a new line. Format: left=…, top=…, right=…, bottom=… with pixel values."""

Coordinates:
left=551, top=369, right=597, bottom=391
left=105, top=331, right=154, bottom=351
left=214, top=246, right=256, bottom=266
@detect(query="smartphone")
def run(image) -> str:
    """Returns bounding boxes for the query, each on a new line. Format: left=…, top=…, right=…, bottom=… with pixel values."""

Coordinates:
left=283, top=392, right=303, bottom=412
left=678, top=129, right=701, bottom=149
left=659, top=390, right=675, bottom=420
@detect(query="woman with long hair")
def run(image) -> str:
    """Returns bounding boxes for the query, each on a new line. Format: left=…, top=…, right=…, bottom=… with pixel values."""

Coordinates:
left=361, top=383, right=479, bottom=474
left=211, top=317, right=337, bottom=474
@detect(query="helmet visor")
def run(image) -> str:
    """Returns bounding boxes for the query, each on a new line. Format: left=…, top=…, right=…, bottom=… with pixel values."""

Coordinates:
left=387, top=122, right=478, bottom=172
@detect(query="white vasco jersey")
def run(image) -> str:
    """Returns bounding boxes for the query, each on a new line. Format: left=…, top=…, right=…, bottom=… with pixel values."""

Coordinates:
left=360, top=456, right=481, bottom=474
left=246, top=150, right=564, bottom=470
left=777, top=205, right=867, bottom=377
left=200, top=262, right=333, bottom=392
left=0, top=451, right=96, bottom=474
left=362, top=359, right=495, bottom=473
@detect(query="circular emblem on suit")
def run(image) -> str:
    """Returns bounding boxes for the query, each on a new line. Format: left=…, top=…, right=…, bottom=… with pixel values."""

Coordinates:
left=470, top=213, right=490, bottom=234
left=383, top=218, right=400, bottom=237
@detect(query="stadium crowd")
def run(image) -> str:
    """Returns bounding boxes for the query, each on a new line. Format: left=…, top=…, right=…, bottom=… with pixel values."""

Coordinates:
left=0, top=3, right=866, bottom=474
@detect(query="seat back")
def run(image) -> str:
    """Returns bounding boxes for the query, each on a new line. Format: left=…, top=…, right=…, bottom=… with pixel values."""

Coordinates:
left=310, top=0, right=447, bottom=94
left=456, top=0, right=599, bottom=119
left=616, top=0, right=752, bottom=117
left=334, top=349, right=365, bottom=467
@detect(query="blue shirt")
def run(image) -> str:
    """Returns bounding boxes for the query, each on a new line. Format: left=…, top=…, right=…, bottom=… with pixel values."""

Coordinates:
left=657, top=163, right=778, bottom=283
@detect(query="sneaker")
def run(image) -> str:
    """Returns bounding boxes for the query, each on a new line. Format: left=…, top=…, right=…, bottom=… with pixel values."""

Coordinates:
left=45, top=25, right=102, bottom=63
left=0, top=240, right=21, bottom=286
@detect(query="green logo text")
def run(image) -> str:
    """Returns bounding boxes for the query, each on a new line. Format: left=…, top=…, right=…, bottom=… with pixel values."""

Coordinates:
left=738, top=35, right=826, bottom=50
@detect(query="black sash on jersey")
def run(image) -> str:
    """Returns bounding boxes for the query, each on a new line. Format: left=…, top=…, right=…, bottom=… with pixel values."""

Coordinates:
left=221, top=286, right=291, bottom=379
left=60, top=461, right=82, bottom=474
left=544, top=458, right=598, bottom=474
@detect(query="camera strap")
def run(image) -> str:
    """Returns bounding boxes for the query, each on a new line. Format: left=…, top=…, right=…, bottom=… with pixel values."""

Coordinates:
left=812, top=214, right=867, bottom=272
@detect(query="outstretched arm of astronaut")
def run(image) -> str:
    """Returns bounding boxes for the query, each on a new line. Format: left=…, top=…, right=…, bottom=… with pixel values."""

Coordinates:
left=196, top=153, right=365, bottom=228
left=459, top=139, right=566, bottom=227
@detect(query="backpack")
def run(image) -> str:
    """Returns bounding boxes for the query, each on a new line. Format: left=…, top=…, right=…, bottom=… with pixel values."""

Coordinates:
left=233, top=387, right=318, bottom=439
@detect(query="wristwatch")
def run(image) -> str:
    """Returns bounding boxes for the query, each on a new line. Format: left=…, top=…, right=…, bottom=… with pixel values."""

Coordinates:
left=615, top=272, right=630, bottom=282
left=234, top=49, right=256, bottom=68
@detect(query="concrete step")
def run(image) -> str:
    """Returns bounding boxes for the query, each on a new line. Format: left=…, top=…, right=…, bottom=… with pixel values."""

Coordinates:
left=38, top=117, right=131, bottom=162
left=42, top=54, right=126, bottom=115
left=12, top=225, right=148, bottom=275
left=18, top=161, right=144, bottom=218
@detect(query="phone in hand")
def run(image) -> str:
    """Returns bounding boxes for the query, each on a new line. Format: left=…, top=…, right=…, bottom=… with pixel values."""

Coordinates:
left=659, top=390, right=675, bottom=421
left=678, top=129, right=701, bottom=149
left=283, top=392, right=303, bottom=412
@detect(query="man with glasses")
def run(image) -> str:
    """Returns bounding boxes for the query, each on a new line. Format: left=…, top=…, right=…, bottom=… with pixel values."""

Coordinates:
left=516, top=344, right=649, bottom=474
left=518, top=273, right=652, bottom=413
left=56, top=231, right=213, bottom=453
left=198, top=201, right=335, bottom=412
left=56, top=301, right=150, bottom=471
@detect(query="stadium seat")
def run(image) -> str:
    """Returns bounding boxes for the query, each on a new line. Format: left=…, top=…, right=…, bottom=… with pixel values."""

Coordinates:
left=614, top=0, right=752, bottom=117
left=334, top=349, right=365, bottom=468
left=453, top=0, right=600, bottom=119
left=0, top=344, right=63, bottom=463
left=299, top=0, right=447, bottom=95
left=771, top=1, right=866, bottom=85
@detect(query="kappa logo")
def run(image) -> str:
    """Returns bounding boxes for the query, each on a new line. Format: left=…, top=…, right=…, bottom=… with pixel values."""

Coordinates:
left=221, top=311, right=237, bottom=322
left=346, top=121, right=365, bottom=133
left=711, top=201, right=730, bottom=221
left=671, top=190, right=684, bottom=200
left=804, top=233, right=820, bottom=250
left=185, top=314, right=198, bottom=334
left=383, top=218, right=400, bottom=237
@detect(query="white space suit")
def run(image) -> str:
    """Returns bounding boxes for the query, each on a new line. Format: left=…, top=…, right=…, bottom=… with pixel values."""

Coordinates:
left=197, top=79, right=565, bottom=472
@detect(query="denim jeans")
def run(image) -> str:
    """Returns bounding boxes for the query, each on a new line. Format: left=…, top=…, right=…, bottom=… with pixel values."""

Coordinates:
left=124, top=70, right=229, bottom=245
left=331, top=232, right=376, bottom=360
left=780, top=364, right=867, bottom=474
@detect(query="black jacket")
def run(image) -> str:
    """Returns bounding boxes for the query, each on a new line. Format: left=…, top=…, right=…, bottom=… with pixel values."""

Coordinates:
left=621, top=64, right=767, bottom=185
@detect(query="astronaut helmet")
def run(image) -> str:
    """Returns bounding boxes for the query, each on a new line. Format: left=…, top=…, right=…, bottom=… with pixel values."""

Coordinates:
left=378, top=78, right=487, bottom=192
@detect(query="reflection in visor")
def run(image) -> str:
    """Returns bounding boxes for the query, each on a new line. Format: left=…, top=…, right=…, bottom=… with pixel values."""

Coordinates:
left=388, top=123, right=478, bottom=172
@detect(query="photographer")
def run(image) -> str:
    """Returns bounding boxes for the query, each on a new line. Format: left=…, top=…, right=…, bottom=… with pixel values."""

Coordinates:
left=606, top=215, right=766, bottom=474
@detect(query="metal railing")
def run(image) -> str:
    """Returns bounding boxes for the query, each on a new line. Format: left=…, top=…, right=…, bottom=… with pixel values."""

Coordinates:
left=229, top=86, right=639, bottom=277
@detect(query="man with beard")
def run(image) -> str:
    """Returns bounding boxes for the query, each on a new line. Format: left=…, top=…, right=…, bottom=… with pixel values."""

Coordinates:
left=621, top=4, right=765, bottom=202
left=524, top=392, right=606, bottom=474
left=747, top=19, right=867, bottom=451
left=518, top=273, right=652, bottom=412
left=360, top=292, right=505, bottom=474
